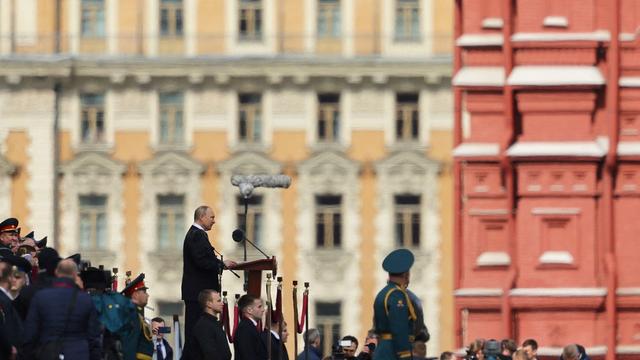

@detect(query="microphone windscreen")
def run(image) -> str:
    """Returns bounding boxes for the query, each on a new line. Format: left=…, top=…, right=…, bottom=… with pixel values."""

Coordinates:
left=232, top=229, right=245, bottom=243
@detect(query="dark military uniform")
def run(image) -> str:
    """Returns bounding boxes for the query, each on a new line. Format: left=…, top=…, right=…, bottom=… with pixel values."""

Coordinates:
left=373, top=249, right=417, bottom=360
left=121, top=274, right=154, bottom=360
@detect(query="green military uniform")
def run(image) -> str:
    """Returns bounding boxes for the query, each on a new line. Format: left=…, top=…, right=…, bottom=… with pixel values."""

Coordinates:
left=373, top=249, right=417, bottom=360
left=120, top=274, right=154, bottom=360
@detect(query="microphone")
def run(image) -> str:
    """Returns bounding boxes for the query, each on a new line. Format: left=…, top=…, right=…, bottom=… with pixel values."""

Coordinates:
left=231, top=229, right=270, bottom=259
left=231, top=175, right=291, bottom=198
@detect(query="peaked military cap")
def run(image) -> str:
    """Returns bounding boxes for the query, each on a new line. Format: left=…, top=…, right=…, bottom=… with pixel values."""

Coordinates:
left=24, top=231, right=47, bottom=248
left=0, top=218, right=19, bottom=233
left=121, top=273, right=148, bottom=298
left=382, top=248, right=415, bottom=274
left=1, top=253, right=32, bottom=274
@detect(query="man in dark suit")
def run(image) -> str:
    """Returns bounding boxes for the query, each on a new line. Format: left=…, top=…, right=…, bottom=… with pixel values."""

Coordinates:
left=0, top=255, right=24, bottom=359
left=234, top=294, right=268, bottom=360
left=182, top=205, right=237, bottom=342
left=151, top=317, right=174, bottom=360
left=184, top=289, right=231, bottom=360
left=263, top=318, right=289, bottom=360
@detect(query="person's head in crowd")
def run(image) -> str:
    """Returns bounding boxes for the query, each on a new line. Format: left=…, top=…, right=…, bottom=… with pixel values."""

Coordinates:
left=360, top=329, right=378, bottom=356
left=468, top=338, right=486, bottom=360
left=561, top=344, right=581, bottom=360
left=412, top=339, right=427, bottom=359
left=270, top=318, right=289, bottom=343
left=194, top=205, right=216, bottom=231
left=304, top=328, right=322, bottom=349
left=341, top=335, right=358, bottom=359
left=512, top=349, right=528, bottom=360
left=383, top=249, right=414, bottom=289
left=9, top=263, right=28, bottom=298
left=38, top=247, right=61, bottom=276
left=0, top=218, right=20, bottom=250
left=501, top=339, right=517, bottom=356
left=522, top=339, right=538, bottom=360
left=441, top=351, right=455, bottom=360
left=0, top=259, right=12, bottom=291
left=16, top=236, right=38, bottom=262
left=55, top=259, right=80, bottom=283
left=238, top=294, right=264, bottom=322
left=199, top=289, right=223, bottom=315
left=151, top=317, right=166, bottom=339
left=123, top=274, right=149, bottom=307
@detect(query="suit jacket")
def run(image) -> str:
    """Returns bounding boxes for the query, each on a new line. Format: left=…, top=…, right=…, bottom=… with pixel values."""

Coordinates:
left=262, top=331, right=289, bottom=360
left=185, top=313, right=231, bottom=360
left=181, top=225, right=225, bottom=300
left=233, top=318, right=267, bottom=360
left=0, top=289, right=22, bottom=358
left=155, top=338, right=174, bottom=360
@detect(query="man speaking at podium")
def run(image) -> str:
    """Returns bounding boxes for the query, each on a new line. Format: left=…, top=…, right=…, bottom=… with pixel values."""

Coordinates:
left=182, top=206, right=237, bottom=344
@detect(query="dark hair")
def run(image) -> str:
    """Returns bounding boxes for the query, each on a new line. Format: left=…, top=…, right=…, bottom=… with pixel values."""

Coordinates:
left=341, top=335, right=358, bottom=348
left=151, top=317, right=165, bottom=324
left=501, top=339, right=517, bottom=355
left=440, top=351, right=454, bottom=360
left=522, top=339, right=538, bottom=351
left=237, top=294, right=260, bottom=313
left=198, top=289, right=216, bottom=310
left=0, top=262, right=11, bottom=282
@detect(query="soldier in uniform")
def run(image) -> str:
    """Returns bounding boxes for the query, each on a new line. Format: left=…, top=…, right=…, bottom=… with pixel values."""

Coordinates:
left=373, top=249, right=417, bottom=360
left=121, top=274, right=154, bottom=360
left=0, top=218, right=20, bottom=255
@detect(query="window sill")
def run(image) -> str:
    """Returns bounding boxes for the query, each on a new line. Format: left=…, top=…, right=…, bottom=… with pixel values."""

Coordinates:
left=76, top=143, right=111, bottom=153
left=311, top=142, right=346, bottom=153
left=393, top=37, right=423, bottom=44
left=237, top=36, right=264, bottom=43
left=389, top=141, right=426, bottom=152
left=232, top=142, right=268, bottom=153
left=154, top=143, right=190, bottom=153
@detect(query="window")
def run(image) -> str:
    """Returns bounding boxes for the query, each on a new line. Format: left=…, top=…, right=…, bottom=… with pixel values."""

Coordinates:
left=238, top=94, right=262, bottom=143
left=317, top=94, right=340, bottom=142
left=395, top=93, right=419, bottom=141
left=160, top=0, right=184, bottom=37
left=316, top=301, right=341, bottom=356
left=395, top=0, right=420, bottom=41
left=81, top=93, right=106, bottom=144
left=81, top=0, right=105, bottom=37
left=315, top=195, right=342, bottom=248
left=239, top=0, right=262, bottom=40
left=394, top=194, right=421, bottom=247
left=236, top=195, right=263, bottom=246
left=157, top=195, right=185, bottom=250
left=317, top=0, right=340, bottom=38
left=159, top=92, right=184, bottom=145
left=79, top=195, right=108, bottom=250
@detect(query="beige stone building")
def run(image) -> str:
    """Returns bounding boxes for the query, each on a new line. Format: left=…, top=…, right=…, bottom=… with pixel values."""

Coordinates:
left=0, top=0, right=453, bottom=356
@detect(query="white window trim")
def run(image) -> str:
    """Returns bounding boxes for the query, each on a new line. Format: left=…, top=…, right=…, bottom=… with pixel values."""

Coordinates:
left=0, top=0, right=11, bottom=55
left=106, top=0, right=118, bottom=54
left=305, top=0, right=353, bottom=56
left=225, top=0, right=277, bottom=56
left=72, top=87, right=114, bottom=150
left=381, top=0, right=433, bottom=57
left=0, top=156, right=15, bottom=220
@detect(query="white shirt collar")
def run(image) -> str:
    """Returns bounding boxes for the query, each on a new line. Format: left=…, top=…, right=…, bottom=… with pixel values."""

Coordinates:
left=0, top=286, right=14, bottom=300
left=192, top=223, right=205, bottom=231
left=270, top=330, right=280, bottom=340
left=248, top=317, right=257, bottom=326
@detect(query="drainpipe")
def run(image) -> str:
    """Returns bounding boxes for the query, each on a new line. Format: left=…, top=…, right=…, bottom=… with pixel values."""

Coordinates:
left=500, top=0, right=516, bottom=340
left=52, top=0, right=62, bottom=247
left=453, top=0, right=463, bottom=349
left=604, top=1, right=620, bottom=359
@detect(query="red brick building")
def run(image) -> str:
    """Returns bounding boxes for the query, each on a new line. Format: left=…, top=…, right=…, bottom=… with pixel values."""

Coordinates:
left=452, top=1, right=640, bottom=359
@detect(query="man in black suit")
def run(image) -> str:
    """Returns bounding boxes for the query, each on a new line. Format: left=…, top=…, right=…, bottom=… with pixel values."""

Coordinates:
left=263, top=318, right=289, bottom=360
left=184, top=289, right=231, bottom=360
left=0, top=255, right=23, bottom=359
left=234, top=294, right=268, bottom=360
left=151, top=317, right=174, bottom=360
left=182, top=205, right=237, bottom=342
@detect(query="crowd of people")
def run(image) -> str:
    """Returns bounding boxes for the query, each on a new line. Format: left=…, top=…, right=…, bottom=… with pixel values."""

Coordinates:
left=456, top=338, right=591, bottom=360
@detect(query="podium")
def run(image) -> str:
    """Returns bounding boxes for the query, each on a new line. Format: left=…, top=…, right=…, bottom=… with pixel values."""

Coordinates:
left=229, top=257, right=277, bottom=297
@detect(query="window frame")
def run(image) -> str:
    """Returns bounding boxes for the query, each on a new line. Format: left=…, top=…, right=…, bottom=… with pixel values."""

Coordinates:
left=239, top=0, right=263, bottom=41
left=236, top=195, right=264, bottom=246
left=395, top=93, right=420, bottom=141
left=80, top=93, right=106, bottom=144
left=158, top=92, right=185, bottom=146
left=315, top=195, right=342, bottom=248
left=80, top=0, right=106, bottom=38
left=157, top=194, right=186, bottom=251
left=238, top=93, right=262, bottom=144
left=394, top=194, right=421, bottom=247
left=394, top=0, right=421, bottom=42
left=316, top=301, right=342, bottom=356
left=317, top=94, right=341, bottom=143
left=78, top=194, right=108, bottom=251
left=317, top=0, right=341, bottom=38
left=160, top=0, right=184, bottom=37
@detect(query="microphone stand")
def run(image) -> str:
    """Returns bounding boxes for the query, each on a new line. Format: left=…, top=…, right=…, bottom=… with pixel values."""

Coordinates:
left=213, top=248, right=240, bottom=278
left=242, top=197, right=249, bottom=292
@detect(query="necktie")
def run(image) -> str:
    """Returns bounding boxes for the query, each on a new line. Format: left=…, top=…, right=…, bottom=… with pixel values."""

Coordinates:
left=156, top=341, right=164, bottom=360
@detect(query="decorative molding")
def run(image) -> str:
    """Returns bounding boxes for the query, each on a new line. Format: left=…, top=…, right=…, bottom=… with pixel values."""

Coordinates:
left=453, top=67, right=505, bottom=87
left=531, top=208, right=580, bottom=215
left=60, top=152, right=126, bottom=267
left=454, top=288, right=503, bottom=297
left=453, top=143, right=500, bottom=157
left=509, top=288, right=607, bottom=297
left=468, top=209, right=508, bottom=216
left=476, top=251, right=511, bottom=267
left=507, top=66, right=605, bottom=87
left=539, top=250, right=574, bottom=265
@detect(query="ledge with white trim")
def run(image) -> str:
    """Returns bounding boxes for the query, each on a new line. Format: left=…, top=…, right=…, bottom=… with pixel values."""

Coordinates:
left=538, top=251, right=574, bottom=265
left=617, top=141, right=640, bottom=156
left=537, top=346, right=607, bottom=357
left=453, top=142, right=500, bottom=157
left=619, top=77, right=640, bottom=87
left=511, top=30, right=610, bottom=43
left=476, top=251, right=511, bottom=267
left=452, top=67, right=505, bottom=87
left=506, top=141, right=607, bottom=158
left=456, top=34, right=504, bottom=47
left=509, top=287, right=607, bottom=310
left=510, top=288, right=607, bottom=297
left=454, top=288, right=503, bottom=297
left=507, top=66, right=605, bottom=87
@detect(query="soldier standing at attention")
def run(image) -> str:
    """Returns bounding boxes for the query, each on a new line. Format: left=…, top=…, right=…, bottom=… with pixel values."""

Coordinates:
left=121, top=274, right=154, bottom=360
left=373, top=249, right=417, bottom=360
